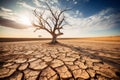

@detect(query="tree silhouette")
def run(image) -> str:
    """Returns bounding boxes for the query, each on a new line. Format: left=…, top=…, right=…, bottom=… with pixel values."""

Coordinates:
left=32, top=3, right=69, bottom=44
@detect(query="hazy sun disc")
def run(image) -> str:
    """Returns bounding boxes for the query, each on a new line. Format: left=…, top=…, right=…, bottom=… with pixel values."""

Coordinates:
left=19, top=15, right=31, bottom=25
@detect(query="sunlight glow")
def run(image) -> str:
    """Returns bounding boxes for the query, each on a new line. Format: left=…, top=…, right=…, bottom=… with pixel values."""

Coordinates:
left=19, top=15, right=31, bottom=25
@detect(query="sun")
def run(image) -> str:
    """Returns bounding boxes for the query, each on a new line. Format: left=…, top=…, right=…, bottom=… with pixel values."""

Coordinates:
left=19, top=15, right=31, bottom=25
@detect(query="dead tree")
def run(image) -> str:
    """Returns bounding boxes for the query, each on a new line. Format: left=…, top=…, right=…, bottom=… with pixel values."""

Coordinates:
left=32, top=3, right=69, bottom=44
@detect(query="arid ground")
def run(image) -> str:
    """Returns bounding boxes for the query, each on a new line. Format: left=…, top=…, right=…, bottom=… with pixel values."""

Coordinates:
left=0, top=37, right=120, bottom=80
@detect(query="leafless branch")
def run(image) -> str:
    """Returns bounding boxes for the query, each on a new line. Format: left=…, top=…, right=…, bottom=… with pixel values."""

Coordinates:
left=32, top=2, right=70, bottom=43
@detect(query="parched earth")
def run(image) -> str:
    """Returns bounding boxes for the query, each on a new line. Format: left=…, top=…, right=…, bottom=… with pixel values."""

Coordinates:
left=0, top=40, right=120, bottom=80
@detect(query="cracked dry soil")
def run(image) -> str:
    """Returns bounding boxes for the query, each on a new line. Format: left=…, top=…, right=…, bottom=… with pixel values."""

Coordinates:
left=0, top=40, right=120, bottom=80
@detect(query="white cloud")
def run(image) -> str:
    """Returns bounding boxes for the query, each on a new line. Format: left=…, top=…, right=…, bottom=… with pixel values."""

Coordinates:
left=0, top=7, right=12, bottom=12
left=74, top=1, right=77, bottom=4
left=0, top=7, right=33, bottom=29
left=33, top=0, right=59, bottom=6
left=17, top=2, right=35, bottom=10
left=33, top=0, right=41, bottom=7
left=0, top=7, right=16, bottom=21
left=72, top=0, right=77, bottom=4
left=64, top=8, right=119, bottom=34
left=1, top=1, right=119, bottom=37
left=76, top=10, right=79, bottom=14
left=52, top=0, right=59, bottom=4
left=75, top=10, right=83, bottom=17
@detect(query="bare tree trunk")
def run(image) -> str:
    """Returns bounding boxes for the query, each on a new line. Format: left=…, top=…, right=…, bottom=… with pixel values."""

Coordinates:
left=51, top=35, right=58, bottom=44
left=33, top=3, right=69, bottom=45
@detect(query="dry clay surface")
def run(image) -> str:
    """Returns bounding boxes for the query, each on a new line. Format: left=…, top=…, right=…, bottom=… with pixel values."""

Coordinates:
left=0, top=40, right=120, bottom=80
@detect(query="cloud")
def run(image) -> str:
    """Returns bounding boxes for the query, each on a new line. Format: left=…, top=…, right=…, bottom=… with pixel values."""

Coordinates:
left=64, top=8, right=120, bottom=33
left=0, top=7, right=12, bottom=12
left=8, top=0, right=119, bottom=36
left=0, top=6, right=33, bottom=27
left=72, top=0, right=77, bottom=4
left=33, top=0, right=41, bottom=7
left=49, top=0, right=59, bottom=4
left=0, top=2, right=61, bottom=30
left=0, top=7, right=27, bottom=24
left=0, top=7, right=18, bottom=20
left=46, top=0, right=59, bottom=4
left=32, top=0, right=59, bottom=7
left=17, top=2, right=36, bottom=10
left=23, top=0, right=119, bottom=33
left=0, top=17, right=32, bottom=29
left=74, top=1, right=77, bottom=4
left=75, top=10, right=83, bottom=17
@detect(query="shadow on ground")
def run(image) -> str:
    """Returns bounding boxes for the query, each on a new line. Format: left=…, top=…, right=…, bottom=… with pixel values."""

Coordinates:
left=0, top=41, right=120, bottom=80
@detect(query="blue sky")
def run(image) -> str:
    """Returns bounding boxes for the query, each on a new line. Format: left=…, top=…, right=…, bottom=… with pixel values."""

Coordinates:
left=0, top=0, right=120, bottom=38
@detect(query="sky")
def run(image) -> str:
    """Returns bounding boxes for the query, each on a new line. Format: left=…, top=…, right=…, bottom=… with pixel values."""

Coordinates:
left=0, top=0, right=120, bottom=38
